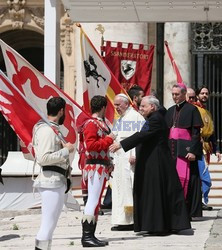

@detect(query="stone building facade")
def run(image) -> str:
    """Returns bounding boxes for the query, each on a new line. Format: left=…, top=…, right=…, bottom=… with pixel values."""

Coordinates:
left=0, top=0, right=156, bottom=164
left=0, top=1, right=221, bottom=163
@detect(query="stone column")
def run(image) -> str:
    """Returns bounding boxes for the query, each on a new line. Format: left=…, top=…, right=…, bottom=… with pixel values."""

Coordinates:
left=60, top=12, right=76, bottom=99
left=44, top=0, right=60, bottom=85
left=164, top=23, right=191, bottom=108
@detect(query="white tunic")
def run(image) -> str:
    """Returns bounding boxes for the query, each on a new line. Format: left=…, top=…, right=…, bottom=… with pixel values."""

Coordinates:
left=32, top=121, right=70, bottom=189
left=111, top=107, right=145, bottom=225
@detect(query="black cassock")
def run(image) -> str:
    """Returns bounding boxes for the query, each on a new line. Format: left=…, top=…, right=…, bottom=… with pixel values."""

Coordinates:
left=120, top=111, right=191, bottom=233
left=165, top=101, right=203, bottom=218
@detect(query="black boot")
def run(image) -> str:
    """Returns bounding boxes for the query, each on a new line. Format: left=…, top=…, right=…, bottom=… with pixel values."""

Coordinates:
left=35, top=239, right=51, bottom=250
left=81, top=216, right=106, bottom=247
left=92, top=222, right=108, bottom=246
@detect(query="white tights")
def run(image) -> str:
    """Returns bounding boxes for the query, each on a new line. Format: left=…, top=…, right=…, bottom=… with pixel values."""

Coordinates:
left=36, top=185, right=65, bottom=241
left=84, top=172, right=106, bottom=216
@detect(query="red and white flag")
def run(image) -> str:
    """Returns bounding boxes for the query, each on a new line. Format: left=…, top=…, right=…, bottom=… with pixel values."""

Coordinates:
left=0, top=71, right=42, bottom=156
left=0, top=39, right=91, bottom=159
left=164, top=41, right=183, bottom=83
left=79, top=26, right=132, bottom=123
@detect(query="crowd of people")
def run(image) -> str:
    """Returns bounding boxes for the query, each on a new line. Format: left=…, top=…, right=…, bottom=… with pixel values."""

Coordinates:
left=32, top=83, right=221, bottom=249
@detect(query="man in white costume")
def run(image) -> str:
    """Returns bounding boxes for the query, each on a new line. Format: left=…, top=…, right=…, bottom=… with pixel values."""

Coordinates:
left=111, top=94, right=145, bottom=231
left=33, top=97, right=74, bottom=250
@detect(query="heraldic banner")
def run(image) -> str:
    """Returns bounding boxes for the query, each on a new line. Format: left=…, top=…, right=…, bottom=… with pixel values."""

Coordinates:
left=101, top=41, right=155, bottom=95
left=80, top=26, right=132, bottom=124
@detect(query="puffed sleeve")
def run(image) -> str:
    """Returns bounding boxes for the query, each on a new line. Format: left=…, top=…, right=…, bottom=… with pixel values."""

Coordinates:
left=84, top=121, right=113, bottom=152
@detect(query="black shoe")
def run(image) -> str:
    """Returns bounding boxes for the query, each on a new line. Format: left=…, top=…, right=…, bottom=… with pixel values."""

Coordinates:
left=169, top=230, right=179, bottom=234
left=101, top=204, right=112, bottom=209
left=148, top=231, right=171, bottom=236
left=202, top=203, right=213, bottom=211
left=98, top=210, right=104, bottom=215
left=111, top=224, right=134, bottom=231
left=111, top=226, right=119, bottom=231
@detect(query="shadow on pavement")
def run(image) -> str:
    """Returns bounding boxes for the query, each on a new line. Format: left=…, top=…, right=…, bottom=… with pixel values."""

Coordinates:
left=54, top=237, right=81, bottom=240
left=0, top=234, right=20, bottom=242
left=107, top=236, right=141, bottom=242
left=177, top=229, right=194, bottom=235
left=191, top=216, right=217, bottom=222
left=137, top=229, right=194, bottom=237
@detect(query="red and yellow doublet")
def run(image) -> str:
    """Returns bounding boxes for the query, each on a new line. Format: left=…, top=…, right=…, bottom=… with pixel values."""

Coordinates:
left=83, top=118, right=113, bottom=181
left=194, top=102, right=215, bottom=163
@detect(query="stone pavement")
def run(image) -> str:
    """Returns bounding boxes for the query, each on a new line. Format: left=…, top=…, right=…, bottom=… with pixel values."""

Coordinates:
left=0, top=208, right=222, bottom=250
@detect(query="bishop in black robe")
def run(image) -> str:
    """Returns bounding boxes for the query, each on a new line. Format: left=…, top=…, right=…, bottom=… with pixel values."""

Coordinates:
left=165, top=100, right=203, bottom=217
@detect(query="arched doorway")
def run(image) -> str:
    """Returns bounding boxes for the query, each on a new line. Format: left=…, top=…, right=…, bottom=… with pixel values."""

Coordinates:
left=0, top=29, right=63, bottom=165
left=0, top=30, right=44, bottom=165
left=0, top=30, right=43, bottom=164
left=0, top=30, right=44, bottom=72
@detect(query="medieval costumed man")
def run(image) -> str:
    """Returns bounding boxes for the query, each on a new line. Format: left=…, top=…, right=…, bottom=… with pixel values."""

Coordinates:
left=81, top=95, right=115, bottom=247
left=165, top=83, right=203, bottom=218
left=33, top=97, right=75, bottom=250
left=194, top=86, right=221, bottom=210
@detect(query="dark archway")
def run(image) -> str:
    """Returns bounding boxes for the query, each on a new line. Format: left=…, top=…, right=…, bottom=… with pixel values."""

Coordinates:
left=0, top=30, right=64, bottom=166
left=0, top=29, right=64, bottom=84
left=0, top=30, right=44, bottom=72
left=0, top=30, right=44, bottom=165
left=0, top=30, right=43, bottom=165
left=0, top=30, right=64, bottom=165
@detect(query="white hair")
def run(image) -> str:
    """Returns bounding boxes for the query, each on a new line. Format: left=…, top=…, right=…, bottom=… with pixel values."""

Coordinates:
left=143, top=95, right=160, bottom=109
left=115, top=93, right=130, bottom=104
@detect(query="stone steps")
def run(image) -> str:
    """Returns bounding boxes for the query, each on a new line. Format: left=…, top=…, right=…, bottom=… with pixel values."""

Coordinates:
left=71, top=156, right=222, bottom=208
left=207, top=155, right=222, bottom=208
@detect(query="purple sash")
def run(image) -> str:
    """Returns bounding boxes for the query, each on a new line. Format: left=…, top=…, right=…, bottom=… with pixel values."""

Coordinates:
left=169, top=128, right=191, bottom=198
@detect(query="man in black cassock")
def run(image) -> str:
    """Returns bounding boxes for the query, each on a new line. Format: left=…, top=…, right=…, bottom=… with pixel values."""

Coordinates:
left=110, top=95, right=191, bottom=234
left=165, top=83, right=203, bottom=218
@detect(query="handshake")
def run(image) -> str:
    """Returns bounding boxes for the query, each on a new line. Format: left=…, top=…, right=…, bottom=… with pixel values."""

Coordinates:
left=108, top=133, right=121, bottom=153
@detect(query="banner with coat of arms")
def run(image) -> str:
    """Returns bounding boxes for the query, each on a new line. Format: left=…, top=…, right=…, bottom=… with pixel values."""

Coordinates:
left=79, top=26, right=133, bottom=124
left=101, top=41, right=155, bottom=95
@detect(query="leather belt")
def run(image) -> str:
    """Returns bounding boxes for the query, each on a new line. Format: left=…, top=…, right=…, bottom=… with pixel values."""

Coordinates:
left=42, top=165, right=68, bottom=177
left=86, top=159, right=110, bottom=166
